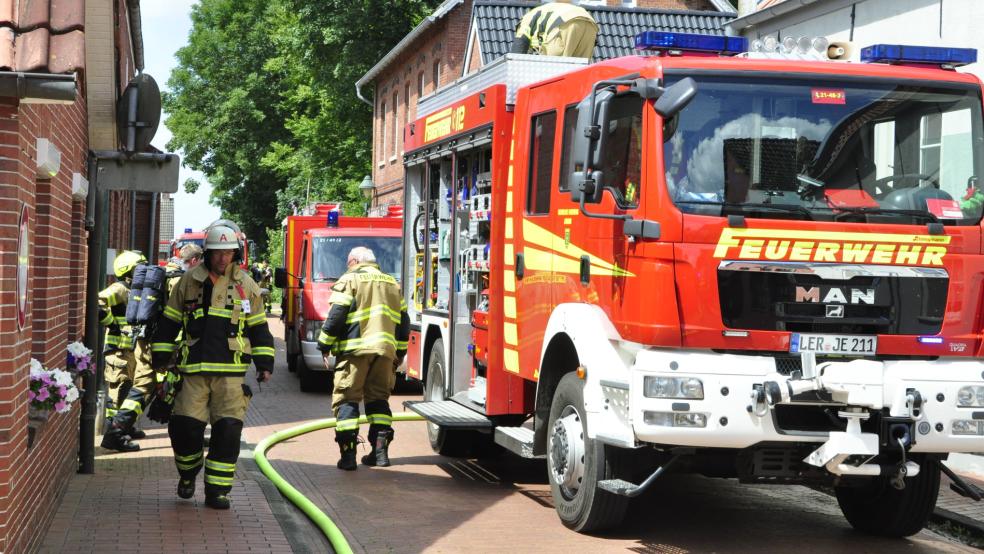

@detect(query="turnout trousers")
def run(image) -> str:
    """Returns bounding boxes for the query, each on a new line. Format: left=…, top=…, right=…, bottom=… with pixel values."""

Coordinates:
left=168, top=374, right=252, bottom=496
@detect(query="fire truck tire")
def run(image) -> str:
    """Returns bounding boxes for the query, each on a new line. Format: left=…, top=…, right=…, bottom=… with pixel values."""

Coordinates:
left=287, top=352, right=298, bottom=373
left=834, top=456, right=941, bottom=537
left=425, top=339, right=476, bottom=457
left=299, top=362, right=331, bottom=393
left=547, top=372, right=629, bottom=532
left=286, top=330, right=298, bottom=373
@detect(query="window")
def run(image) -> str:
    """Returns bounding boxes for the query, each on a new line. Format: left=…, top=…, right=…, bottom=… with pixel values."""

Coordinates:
left=392, top=91, right=399, bottom=158
left=558, top=104, right=579, bottom=192
left=432, top=60, right=441, bottom=91
left=379, top=101, right=386, bottom=163
left=418, top=72, right=425, bottom=98
left=527, top=111, right=557, bottom=214
left=404, top=83, right=411, bottom=151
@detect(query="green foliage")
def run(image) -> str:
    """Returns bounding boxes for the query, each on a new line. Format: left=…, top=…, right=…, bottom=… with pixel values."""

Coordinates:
left=165, top=0, right=441, bottom=249
left=182, top=177, right=201, bottom=194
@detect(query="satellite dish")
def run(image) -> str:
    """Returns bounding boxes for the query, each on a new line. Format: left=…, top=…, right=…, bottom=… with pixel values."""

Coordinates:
left=116, top=73, right=161, bottom=152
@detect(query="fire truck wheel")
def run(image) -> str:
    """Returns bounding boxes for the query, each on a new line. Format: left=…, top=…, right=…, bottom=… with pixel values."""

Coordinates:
left=546, top=372, right=629, bottom=532
left=425, top=339, right=474, bottom=457
left=834, top=455, right=941, bottom=537
left=287, top=352, right=298, bottom=373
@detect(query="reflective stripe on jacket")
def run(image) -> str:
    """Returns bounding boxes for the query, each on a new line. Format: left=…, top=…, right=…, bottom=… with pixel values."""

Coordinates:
left=99, top=281, right=135, bottom=351
left=150, top=263, right=275, bottom=376
left=317, top=263, right=410, bottom=359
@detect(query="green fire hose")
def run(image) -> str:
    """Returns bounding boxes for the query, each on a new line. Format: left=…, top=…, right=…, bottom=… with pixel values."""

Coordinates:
left=253, top=412, right=425, bottom=554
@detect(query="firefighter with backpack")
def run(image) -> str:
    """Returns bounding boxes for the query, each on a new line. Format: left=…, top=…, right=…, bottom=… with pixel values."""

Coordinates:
left=151, top=224, right=275, bottom=510
left=99, top=250, right=164, bottom=452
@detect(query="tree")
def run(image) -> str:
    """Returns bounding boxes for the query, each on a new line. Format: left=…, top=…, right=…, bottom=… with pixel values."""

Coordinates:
left=165, top=0, right=441, bottom=249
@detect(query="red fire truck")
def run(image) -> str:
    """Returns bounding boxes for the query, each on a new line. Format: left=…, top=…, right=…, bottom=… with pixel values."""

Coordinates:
left=403, top=34, right=984, bottom=535
left=275, top=203, right=403, bottom=391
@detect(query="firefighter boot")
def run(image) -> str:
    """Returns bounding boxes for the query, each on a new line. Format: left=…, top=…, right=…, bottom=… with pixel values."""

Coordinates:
left=101, top=425, right=140, bottom=452
left=177, top=479, right=196, bottom=499
left=337, top=437, right=358, bottom=471
left=361, top=428, right=394, bottom=467
left=129, top=427, right=147, bottom=439
left=205, top=493, right=231, bottom=510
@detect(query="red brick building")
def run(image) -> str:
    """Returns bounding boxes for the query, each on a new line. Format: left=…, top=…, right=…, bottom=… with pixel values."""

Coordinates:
left=358, top=0, right=736, bottom=210
left=0, top=1, right=151, bottom=551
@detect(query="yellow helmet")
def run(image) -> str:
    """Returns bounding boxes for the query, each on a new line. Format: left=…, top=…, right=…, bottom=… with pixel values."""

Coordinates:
left=113, top=250, right=147, bottom=278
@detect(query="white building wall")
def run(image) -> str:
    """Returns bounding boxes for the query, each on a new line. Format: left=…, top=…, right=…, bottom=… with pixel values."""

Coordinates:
left=738, top=0, right=984, bottom=81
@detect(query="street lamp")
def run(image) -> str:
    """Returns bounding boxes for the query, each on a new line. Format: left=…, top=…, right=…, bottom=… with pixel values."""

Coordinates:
left=359, top=175, right=374, bottom=214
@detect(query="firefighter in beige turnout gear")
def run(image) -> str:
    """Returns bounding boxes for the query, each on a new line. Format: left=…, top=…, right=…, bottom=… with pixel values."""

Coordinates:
left=99, top=250, right=153, bottom=452
left=510, top=1, right=597, bottom=59
left=318, top=247, right=410, bottom=470
left=151, top=225, right=275, bottom=510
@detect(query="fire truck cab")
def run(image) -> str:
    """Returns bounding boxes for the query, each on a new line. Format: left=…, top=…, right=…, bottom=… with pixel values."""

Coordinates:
left=276, top=204, right=403, bottom=391
left=403, top=34, right=984, bottom=536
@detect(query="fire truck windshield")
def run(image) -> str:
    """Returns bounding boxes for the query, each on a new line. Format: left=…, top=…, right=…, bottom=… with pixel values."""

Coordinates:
left=663, top=75, right=984, bottom=225
left=312, top=236, right=401, bottom=282
left=175, top=238, right=204, bottom=250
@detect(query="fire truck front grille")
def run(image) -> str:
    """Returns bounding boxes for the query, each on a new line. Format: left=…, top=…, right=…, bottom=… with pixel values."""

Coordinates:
left=717, top=263, right=948, bottom=335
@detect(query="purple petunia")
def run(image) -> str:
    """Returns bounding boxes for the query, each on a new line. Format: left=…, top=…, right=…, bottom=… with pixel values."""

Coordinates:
left=36, top=388, right=49, bottom=401
left=28, top=390, right=36, bottom=401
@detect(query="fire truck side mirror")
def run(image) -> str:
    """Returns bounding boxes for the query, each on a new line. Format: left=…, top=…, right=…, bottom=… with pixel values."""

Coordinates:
left=274, top=267, right=288, bottom=289
left=653, top=77, right=697, bottom=119
left=570, top=171, right=604, bottom=204
left=573, top=88, right=615, bottom=173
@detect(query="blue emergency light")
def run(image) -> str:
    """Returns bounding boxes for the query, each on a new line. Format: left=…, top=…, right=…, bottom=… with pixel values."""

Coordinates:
left=327, top=210, right=339, bottom=228
left=635, top=31, right=748, bottom=55
left=184, top=227, right=192, bottom=233
left=860, top=44, right=977, bottom=67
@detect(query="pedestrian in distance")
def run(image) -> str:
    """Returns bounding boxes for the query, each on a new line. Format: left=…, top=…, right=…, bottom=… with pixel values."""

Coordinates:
left=99, top=250, right=154, bottom=452
left=510, top=0, right=598, bottom=60
left=151, top=223, right=275, bottom=510
left=317, top=247, right=410, bottom=470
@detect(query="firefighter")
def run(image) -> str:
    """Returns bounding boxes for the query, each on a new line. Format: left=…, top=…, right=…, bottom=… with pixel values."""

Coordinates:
left=509, top=0, right=598, bottom=59
left=257, top=261, right=273, bottom=314
left=317, top=247, right=410, bottom=470
left=99, top=250, right=154, bottom=452
left=151, top=224, right=275, bottom=509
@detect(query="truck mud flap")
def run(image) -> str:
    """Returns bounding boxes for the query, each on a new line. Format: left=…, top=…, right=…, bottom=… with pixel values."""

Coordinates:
left=403, top=400, right=493, bottom=430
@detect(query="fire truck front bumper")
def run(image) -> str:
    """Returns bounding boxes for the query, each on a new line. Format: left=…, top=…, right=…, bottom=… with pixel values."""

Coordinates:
left=624, top=349, right=984, bottom=454
left=301, top=340, right=333, bottom=372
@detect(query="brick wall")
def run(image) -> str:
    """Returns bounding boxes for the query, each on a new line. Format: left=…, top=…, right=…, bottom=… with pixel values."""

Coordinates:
left=0, top=93, right=89, bottom=553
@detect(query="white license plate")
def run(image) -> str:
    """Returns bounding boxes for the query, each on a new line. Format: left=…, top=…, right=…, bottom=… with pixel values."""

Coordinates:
left=790, top=333, right=877, bottom=356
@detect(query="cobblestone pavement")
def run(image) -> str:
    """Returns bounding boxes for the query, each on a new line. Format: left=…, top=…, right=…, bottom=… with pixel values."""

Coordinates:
left=38, top=314, right=984, bottom=553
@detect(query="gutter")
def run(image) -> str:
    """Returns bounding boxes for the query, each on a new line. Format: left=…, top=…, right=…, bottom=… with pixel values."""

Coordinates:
left=0, top=72, right=77, bottom=103
left=127, top=0, right=145, bottom=71
left=354, top=0, right=464, bottom=106
left=725, top=0, right=821, bottom=34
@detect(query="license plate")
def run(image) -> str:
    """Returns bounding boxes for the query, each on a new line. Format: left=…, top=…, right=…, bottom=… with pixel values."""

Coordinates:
left=790, top=333, right=877, bottom=356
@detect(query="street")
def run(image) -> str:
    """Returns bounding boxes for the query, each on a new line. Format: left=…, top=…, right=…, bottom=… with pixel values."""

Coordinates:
left=250, top=316, right=978, bottom=553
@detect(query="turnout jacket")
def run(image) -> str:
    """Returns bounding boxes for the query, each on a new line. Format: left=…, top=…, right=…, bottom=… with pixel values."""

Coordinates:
left=98, top=281, right=136, bottom=352
left=151, top=263, right=275, bottom=376
left=510, top=2, right=596, bottom=54
left=317, top=263, right=409, bottom=360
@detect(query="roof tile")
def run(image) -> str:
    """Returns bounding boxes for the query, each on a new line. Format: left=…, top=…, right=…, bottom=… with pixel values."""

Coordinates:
left=48, top=28, right=82, bottom=73
left=0, top=0, right=84, bottom=74
left=15, top=27, right=48, bottom=72
left=51, top=0, right=84, bottom=33
left=0, top=0, right=14, bottom=27
left=0, top=27, right=13, bottom=69
left=19, top=0, right=49, bottom=31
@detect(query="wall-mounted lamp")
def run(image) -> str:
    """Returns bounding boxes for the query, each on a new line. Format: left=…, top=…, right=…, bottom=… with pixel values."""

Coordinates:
left=36, top=138, right=61, bottom=177
left=71, top=172, right=88, bottom=201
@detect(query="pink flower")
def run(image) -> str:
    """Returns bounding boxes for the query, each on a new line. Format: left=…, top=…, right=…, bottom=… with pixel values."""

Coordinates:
left=28, top=390, right=36, bottom=401
left=54, top=401, right=67, bottom=412
left=36, top=388, right=49, bottom=401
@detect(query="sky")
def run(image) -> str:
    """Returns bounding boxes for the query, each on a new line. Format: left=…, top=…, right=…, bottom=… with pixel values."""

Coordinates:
left=140, top=0, right=220, bottom=238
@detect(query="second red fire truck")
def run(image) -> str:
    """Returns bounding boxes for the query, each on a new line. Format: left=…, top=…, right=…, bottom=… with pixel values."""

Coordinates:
left=403, top=33, right=984, bottom=535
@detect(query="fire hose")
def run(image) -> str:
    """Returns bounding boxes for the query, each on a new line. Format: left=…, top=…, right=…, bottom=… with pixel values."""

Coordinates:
left=253, top=413, right=425, bottom=553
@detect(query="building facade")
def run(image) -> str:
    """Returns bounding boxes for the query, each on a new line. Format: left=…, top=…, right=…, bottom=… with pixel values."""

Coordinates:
left=360, top=0, right=735, bottom=209
left=0, top=1, right=146, bottom=551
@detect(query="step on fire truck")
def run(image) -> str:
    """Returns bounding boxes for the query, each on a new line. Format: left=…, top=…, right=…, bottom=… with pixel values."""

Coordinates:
left=275, top=203, right=402, bottom=391
left=402, top=33, right=984, bottom=535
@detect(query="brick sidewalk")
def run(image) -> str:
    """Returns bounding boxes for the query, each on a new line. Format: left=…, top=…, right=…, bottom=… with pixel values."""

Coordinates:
left=936, top=465, right=984, bottom=538
left=37, top=423, right=298, bottom=554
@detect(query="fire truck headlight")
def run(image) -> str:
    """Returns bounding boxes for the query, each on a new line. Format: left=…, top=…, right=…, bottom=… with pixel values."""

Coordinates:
left=643, top=376, right=704, bottom=399
left=951, top=420, right=984, bottom=436
left=644, top=411, right=707, bottom=428
left=956, top=386, right=984, bottom=407
left=304, top=320, right=324, bottom=342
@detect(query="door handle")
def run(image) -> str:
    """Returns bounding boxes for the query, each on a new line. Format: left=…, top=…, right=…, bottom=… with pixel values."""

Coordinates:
left=516, top=252, right=524, bottom=280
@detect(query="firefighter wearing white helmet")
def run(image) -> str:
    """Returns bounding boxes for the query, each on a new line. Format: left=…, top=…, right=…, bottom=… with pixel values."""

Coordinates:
left=151, top=222, right=275, bottom=510
left=98, top=250, right=153, bottom=452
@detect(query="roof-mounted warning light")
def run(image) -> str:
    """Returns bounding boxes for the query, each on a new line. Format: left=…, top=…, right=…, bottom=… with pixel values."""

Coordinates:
left=634, top=31, right=748, bottom=56
left=860, top=44, right=977, bottom=67
left=327, top=210, right=340, bottom=228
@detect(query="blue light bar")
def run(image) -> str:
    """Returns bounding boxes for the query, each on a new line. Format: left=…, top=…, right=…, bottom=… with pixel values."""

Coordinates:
left=635, top=31, right=748, bottom=55
left=918, top=336, right=944, bottom=345
left=860, top=44, right=977, bottom=67
left=327, top=210, right=339, bottom=228
left=184, top=227, right=192, bottom=233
